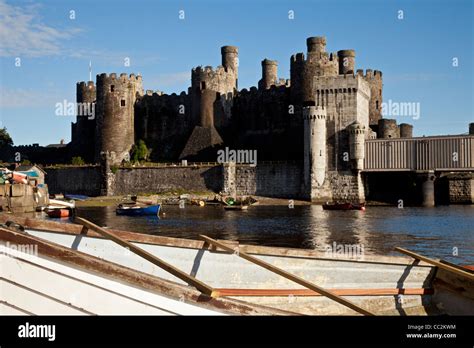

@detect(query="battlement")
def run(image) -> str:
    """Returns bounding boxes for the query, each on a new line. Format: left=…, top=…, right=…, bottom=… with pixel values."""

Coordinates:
left=349, top=121, right=366, bottom=135
left=77, top=81, right=95, bottom=88
left=192, top=65, right=228, bottom=76
left=262, top=59, right=278, bottom=66
left=221, top=45, right=238, bottom=54
left=337, top=49, right=355, bottom=58
left=97, top=73, right=143, bottom=83
left=303, top=105, right=326, bottom=120
left=290, top=53, right=306, bottom=63
left=313, top=74, right=371, bottom=98
left=356, top=69, right=382, bottom=79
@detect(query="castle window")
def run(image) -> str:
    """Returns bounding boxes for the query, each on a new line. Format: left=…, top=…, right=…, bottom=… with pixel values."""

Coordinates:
left=201, top=81, right=206, bottom=90
left=111, top=85, right=115, bottom=92
left=376, top=100, right=379, bottom=110
left=121, top=99, right=125, bottom=107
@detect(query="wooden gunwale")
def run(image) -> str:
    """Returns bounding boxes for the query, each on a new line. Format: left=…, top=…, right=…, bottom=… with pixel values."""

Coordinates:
left=214, top=288, right=434, bottom=297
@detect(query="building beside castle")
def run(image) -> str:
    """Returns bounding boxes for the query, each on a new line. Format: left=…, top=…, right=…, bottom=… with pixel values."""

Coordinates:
left=66, top=36, right=417, bottom=202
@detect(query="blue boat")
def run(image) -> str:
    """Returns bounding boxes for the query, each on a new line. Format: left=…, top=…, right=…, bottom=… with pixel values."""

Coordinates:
left=64, top=194, right=89, bottom=201
left=116, top=204, right=161, bottom=216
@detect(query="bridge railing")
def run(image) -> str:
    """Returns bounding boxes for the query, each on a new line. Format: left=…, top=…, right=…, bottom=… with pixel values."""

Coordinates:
left=364, top=135, right=474, bottom=171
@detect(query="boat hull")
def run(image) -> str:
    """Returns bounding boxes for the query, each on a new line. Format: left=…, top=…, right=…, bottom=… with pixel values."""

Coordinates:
left=1, top=216, right=472, bottom=316
left=116, top=204, right=160, bottom=216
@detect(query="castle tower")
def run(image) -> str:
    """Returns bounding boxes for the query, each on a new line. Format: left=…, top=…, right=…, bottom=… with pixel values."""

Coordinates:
left=290, top=37, right=338, bottom=105
left=95, top=73, right=143, bottom=165
left=179, top=87, right=223, bottom=160
left=348, top=121, right=366, bottom=170
left=259, top=59, right=278, bottom=90
left=307, top=36, right=326, bottom=57
left=71, top=81, right=96, bottom=162
left=378, top=118, right=399, bottom=138
left=360, top=69, right=383, bottom=127
left=221, top=46, right=239, bottom=88
left=337, top=50, right=356, bottom=75
left=399, top=123, right=413, bottom=138
left=303, top=106, right=327, bottom=200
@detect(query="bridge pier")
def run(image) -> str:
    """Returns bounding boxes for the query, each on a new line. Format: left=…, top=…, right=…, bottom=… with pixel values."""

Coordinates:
left=420, top=171, right=436, bottom=207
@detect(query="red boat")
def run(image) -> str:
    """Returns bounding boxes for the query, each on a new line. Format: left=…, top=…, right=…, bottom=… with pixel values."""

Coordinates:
left=322, top=202, right=366, bottom=211
left=46, top=209, right=71, bottom=218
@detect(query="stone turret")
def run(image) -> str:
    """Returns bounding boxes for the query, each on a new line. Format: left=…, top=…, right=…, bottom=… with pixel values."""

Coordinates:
left=337, top=49, right=356, bottom=75
left=378, top=118, right=399, bottom=139
left=303, top=106, right=327, bottom=200
left=349, top=121, right=366, bottom=170
left=221, top=45, right=239, bottom=87
left=259, top=59, right=278, bottom=90
left=399, top=123, right=413, bottom=138
left=71, top=81, right=96, bottom=162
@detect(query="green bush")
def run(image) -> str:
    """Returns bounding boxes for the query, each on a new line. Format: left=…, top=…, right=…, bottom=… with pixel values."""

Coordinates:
left=71, top=156, right=85, bottom=165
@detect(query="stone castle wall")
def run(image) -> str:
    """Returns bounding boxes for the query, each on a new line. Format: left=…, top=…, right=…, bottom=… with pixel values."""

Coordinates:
left=46, top=166, right=102, bottom=196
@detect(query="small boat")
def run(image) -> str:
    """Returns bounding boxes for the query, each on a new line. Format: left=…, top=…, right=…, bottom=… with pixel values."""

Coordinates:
left=322, top=202, right=366, bottom=211
left=116, top=204, right=160, bottom=216
left=2, top=216, right=472, bottom=316
left=49, top=199, right=75, bottom=209
left=46, top=208, right=70, bottom=218
left=64, top=194, right=88, bottom=201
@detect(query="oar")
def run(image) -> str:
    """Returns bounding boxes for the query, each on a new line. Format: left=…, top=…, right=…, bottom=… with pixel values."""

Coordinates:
left=200, top=235, right=375, bottom=316
left=395, top=247, right=474, bottom=280
left=74, top=217, right=217, bottom=297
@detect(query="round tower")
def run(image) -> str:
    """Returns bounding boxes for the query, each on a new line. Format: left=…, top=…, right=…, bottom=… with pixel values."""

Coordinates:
left=200, top=89, right=217, bottom=128
left=307, top=36, right=326, bottom=56
left=303, top=106, right=327, bottom=194
left=221, top=46, right=238, bottom=75
left=378, top=119, right=399, bottom=139
left=72, top=81, right=96, bottom=162
left=260, top=59, right=278, bottom=90
left=399, top=123, right=413, bottom=138
left=95, top=73, right=143, bottom=164
left=349, top=121, right=366, bottom=170
left=77, top=81, right=96, bottom=105
left=337, top=49, right=356, bottom=75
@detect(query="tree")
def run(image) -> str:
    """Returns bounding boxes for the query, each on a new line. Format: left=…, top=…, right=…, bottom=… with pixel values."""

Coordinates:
left=130, top=139, right=149, bottom=163
left=0, top=127, right=13, bottom=149
left=71, top=156, right=85, bottom=165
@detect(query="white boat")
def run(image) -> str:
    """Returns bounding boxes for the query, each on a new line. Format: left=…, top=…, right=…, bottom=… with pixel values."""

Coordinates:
left=0, top=216, right=473, bottom=316
left=0, top=221, right=288, bottom=316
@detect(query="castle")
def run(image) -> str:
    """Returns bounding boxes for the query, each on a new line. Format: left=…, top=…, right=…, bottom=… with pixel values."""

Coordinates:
left=67, top=36, right=413, bottom=201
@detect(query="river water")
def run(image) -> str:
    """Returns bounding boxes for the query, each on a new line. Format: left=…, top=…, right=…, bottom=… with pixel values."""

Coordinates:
left=74, top=205, right=474, bottom=264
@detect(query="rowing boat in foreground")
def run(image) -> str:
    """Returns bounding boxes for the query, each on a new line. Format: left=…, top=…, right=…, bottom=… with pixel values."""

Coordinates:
left=0, top=215, right=472, bottom=316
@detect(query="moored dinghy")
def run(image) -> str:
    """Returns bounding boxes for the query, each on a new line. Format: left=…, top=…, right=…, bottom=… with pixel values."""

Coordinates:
left=116, top=204, right=161, bottom=216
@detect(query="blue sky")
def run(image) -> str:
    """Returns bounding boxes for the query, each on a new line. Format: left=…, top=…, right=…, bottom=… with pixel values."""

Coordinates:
left=0, top=0, right=472, bottom=145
